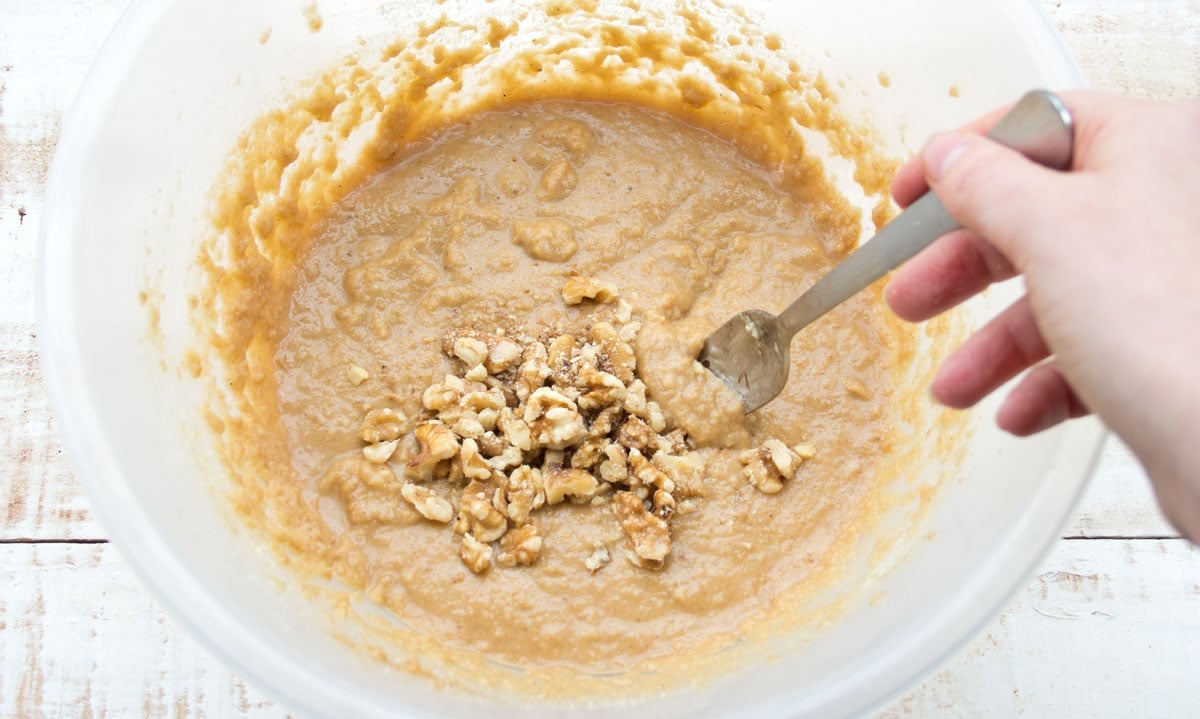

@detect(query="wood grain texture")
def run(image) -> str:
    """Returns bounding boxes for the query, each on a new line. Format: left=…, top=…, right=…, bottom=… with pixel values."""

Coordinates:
left=0, top=544, right=294, bottom=719
left=1066, top=436, right=1176, bottom=539
left=2, top=540, right=1197, bottom=718
left=0, top=0, right=1197, bottom=717
left=1040, top=0, right=1200, bottom=99
left=0, top=0, right=125, bottom=541
left=877, top=539, right=1200, bottom=717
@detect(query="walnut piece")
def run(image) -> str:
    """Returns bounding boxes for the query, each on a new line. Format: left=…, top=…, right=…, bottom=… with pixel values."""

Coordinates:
left=612, top=491, right=671, bottom=570
left=346, top=364, right=370, bottom=386
left=525, top=387, right=586, bottom=449
left=585, top=544, right=611, bottom=573
left=400, top=483, right=454, bottom=523
left=505, top=465, right=545, bottom=525
left=561, top=276, right=618, bottom=305
left=497, top=524, right=543, bottom=567
left=455, top=481, right=508, bottom=542
left=543, top=464, right=599, bottom=505
left=360, top=408, right=407, bottom=444
left=460, top=534, right=493, bottom=574
left=362, top=439, right=399, bottom=464
left=739, top=438, right=800, bottom=495
left=406, top=421, right=459, bottom=480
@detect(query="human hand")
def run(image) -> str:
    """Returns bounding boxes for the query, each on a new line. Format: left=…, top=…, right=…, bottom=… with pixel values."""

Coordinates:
left=885, top=91, right=1200, bottom=539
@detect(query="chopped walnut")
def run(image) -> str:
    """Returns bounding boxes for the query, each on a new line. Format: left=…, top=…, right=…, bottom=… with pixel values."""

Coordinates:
left=763, top=438, right=796, bottom=477
left=612, top=491, right=670, bottom=569
left=360, top=408, right=407, bottom=444
left=652, top=488, right=676, bottom=519
left=487, top=340, right=522, bottom=373
left=400, top=483, right=454, bottom=523
left=545, top=334, right=576, bottom=386
left=577, top=367, right=625, bottom=410
left=459, top=438, right=493, bottom=480
left=570, top=436, right=606, bottom=470
left=406, top=421, right=459, bottom=480
left=453, top=336, right=489, bottom=369
left=543, top=463, right=599, bottom=505
left=515, top=341, right=550, bottom=401
left=498, top=407, right=534, bottom=451
left=588, top=322, right=635, bottom=383
left=739, top=438, right=799, bottom=495
left=598, top=443, right=629, bottom=483
left=793, top=442, right=817, bottom=460
left=505, top=465, right=545, bottom=524
left=652, top=452, right=705, bottom=497
left=455, top=481, right=508, bottom=542
left=497, top=523, right=543, bottom=567
left=487, top=445, right=525, bottom=472
left=459, top=534, right=493, bottom=574
left=346, top=364, right=370, bottom=386
left=362, top=439, right=399, bottom=464
left=561, top=276, right=619, bottom=305
left=585, top=544, right=611, bottom=573
left=525, top=387, right=586, bottom=449
left=422, top=375, right=463, bottom=412
left=615, top=415, right=654, bottom=451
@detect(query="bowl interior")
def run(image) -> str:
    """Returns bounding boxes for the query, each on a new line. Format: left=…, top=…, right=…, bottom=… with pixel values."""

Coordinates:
left=39, top=0, right=1101, bottom=716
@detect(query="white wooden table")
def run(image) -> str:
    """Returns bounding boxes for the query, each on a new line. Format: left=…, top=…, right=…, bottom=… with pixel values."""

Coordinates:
left=2, top=1, right=1198, bottom=716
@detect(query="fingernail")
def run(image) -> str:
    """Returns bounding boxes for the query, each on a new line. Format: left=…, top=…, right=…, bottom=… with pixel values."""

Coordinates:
left=922, top=132, right=970, bottom=183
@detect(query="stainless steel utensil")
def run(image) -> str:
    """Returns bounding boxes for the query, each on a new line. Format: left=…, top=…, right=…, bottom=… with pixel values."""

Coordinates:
left=698, top=89, right=1074, bottom=413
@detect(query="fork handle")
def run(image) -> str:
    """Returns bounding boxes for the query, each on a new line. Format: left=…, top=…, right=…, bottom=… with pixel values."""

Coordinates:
left=775, top=89, right=1074, bottom=338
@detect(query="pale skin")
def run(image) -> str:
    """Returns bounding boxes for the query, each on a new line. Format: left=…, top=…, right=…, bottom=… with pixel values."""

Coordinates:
left=885, top=91, right=1200, bottom=541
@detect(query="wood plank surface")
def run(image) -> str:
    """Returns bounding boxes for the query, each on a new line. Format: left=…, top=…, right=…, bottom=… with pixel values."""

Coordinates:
left=1, top=0, right=1197, bottom=717
left=3, top=539, right=1198, bottom=718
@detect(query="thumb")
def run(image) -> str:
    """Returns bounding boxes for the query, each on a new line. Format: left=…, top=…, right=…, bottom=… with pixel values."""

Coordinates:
left=922, top=131, right=1069, bottom=268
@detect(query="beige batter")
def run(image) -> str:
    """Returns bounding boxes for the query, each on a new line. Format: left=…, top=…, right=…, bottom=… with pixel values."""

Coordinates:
left=274, top=100, right=899, bottom=669
left=190, top=0, right=953, bottom=699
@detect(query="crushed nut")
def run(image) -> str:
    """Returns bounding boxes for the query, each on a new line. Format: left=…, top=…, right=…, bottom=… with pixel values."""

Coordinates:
left=561, top=276, right=619, bottom=305
left=346, top=364, right=370, bottom=386
left=487, top=340, right=522, bottom=373
left=497, top=523, right=543, bottom=567
left=612, top=491, right=671, bottom=569
left=505, top=465, right=545, bottom=524
left=360, top=408, right=407, bottom=444
left=459, top=438, right=493, bottom=480
left=459, top=534, right=493, bottom=574
left=739, top=438, right=800, bottom=495
left=400, top=483, right=454, bottom=523
left=525, top=387, right=586, bottom=449
left=406, top=421, right=460, bottom=480
left=455, top=481, right=508, bottom=542
left=543, top=463, right=599, bottom=505
left=453, top=336, right=489, bottom=369
left=362, top=439, right=399, bottom=464
left=793, top=442, right=817, bottom=460
left=585, top=544, right=611, bottom=573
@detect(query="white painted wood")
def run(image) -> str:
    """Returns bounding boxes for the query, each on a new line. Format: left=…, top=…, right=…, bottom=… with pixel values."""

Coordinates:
left=0, top=0, right=126, bottom=541
left=0, top=543, right=294, bottom=719
left=1067, top=435, right=1177, bottom=538
left=2, top=540, right=1197, bottom=718
left=1041, top=0, right=1200, bottom=100
left=0, top=0, right=1197, bottom=717
left=877, top=539, right=1200, bottom=717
